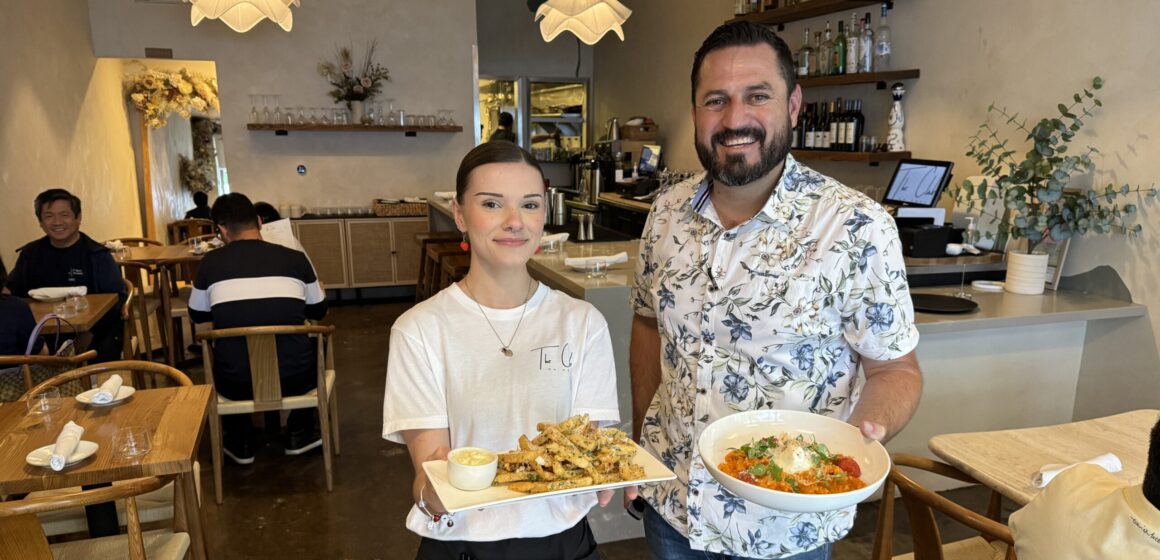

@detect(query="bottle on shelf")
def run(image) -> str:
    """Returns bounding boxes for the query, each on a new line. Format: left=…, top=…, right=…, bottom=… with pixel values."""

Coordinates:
left=875, top=3, right=892, bottom=71
left=846, top=13, right=860, bottom=75
left=860, top=12, right=875, bottom=73
left=848, top=99, right=865, bottom=152
left=827, top=101, right=840, bottom=150
left=797, top=27, right=813, bottom=78
left=803, top=103, right=816, bottom=149
left=811, top=32, right=823, bottom=76
left=818, top=22, right=833, bottom=76
left=834, top=21, right=847, bottom=76
left=834, top=98, right=848, bottom=151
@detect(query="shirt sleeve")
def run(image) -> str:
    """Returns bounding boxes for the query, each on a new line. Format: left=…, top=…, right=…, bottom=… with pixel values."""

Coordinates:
left=92, top=251, right=127, bottom=303
left=841, top=212, right=919, bottom=360
left=570, top=312, right=620, bottom=425
left=382, top=323, right=449, bottom=443
left=16, top=299, right=43, bottom=355
left=188, top=254, right=213, bottom=324
left=630, top=208, right=659, bottom=318
left=300, top=254, right=327, bottom=320
left=6, top=250, right=30, bottom=297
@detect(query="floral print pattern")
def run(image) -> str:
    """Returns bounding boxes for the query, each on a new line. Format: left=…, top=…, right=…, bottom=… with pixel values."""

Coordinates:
left=632, top=155, right=919, bottom=558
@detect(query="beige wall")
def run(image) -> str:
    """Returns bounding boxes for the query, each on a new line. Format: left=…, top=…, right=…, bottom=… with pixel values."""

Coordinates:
left=87, top=0, right=478, bottom=211
left=0, top=0, right=141, bottom=269
left=594, top=0, right=1160, bottom=408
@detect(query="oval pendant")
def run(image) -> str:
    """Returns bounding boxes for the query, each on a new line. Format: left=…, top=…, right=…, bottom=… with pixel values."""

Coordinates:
left=501, top=347, right=513, bottom=357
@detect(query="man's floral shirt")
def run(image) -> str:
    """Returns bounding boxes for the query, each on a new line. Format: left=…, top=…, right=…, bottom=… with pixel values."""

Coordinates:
left=631, top=155, right=919, bottom=558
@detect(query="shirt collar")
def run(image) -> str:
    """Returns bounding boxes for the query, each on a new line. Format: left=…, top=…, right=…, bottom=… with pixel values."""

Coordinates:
left=689, top=153, right=805, bottom=231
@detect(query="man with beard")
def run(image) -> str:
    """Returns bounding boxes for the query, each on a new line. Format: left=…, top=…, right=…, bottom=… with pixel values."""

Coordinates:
left=626, top=22, right=923, bottom=559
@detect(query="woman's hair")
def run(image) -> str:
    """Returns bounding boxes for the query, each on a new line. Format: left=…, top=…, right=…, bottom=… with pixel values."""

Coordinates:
left=455, top=142, right=544, bottom=203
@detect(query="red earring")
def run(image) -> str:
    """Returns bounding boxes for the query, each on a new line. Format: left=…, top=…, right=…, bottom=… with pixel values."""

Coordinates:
left=459, top=233, right=470, bottom=252
left=535, top=245, right=542, bottom=254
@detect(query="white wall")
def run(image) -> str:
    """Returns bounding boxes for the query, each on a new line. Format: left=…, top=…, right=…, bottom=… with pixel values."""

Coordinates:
left=594, top=0, right=1160, bottom=411
left=87, top=0, right=478, bottom=210
left=0, top=0, right=142, bottom=268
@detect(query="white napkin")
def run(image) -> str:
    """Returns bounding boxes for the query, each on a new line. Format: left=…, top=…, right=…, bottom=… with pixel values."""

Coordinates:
left=194, top=241, right=211, bottom=254
left=91, top=374, right=124, bottom=404
left=541, top=233, right=569, bottom=246
left=50, top=421, right=84, bottom=471
left=433, top=191, right=456, bottom=200
left=564, top=252, right=629, bottom=268
left=104, top=240, right=125, bottom=251
left=402, top=196, right=427, bottom=203
left=1032, top=452, right=1122, bottom=488
left=29, top=286, right=87, bottom=300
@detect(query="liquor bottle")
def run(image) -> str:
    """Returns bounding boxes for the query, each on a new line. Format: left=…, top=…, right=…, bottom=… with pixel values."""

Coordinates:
left=803, top=103, right=816, bottom=149
left=848, top=99, right=866, bottom=152
left=816, top=103, right=828, bottom=149
left=812, top=32, right=823, bottom=76
left=834, top=21, right=847, bottom=76
left=834, top=98, right=848, bottom=151
left=860, top=12, right=875, bottom=73
left=797, top=28, right=813, bottom=78
left=811, top=104, right=823, bottom=149
left=818, top=22, right=833, bottom=76
left=828, top=101, right=840, bottom=150
left=846, top=13, right=860, bottom=75
left=875, top=3, right=892, bottom=71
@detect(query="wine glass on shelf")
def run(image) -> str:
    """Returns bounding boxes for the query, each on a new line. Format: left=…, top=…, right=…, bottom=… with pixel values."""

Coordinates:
left=249, top=95, right=260, bottom=124
left=296, top=106, right=308, bottom=125
left=272, top=95, right=284, bottom=125
left=320, top=107, right=332, bottom=125
left=385, top=99, right=396, bottom=126
left=261, top=95, right=273, bottom=124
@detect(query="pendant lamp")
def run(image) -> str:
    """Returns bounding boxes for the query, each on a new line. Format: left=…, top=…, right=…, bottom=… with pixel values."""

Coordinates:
left=186, top=0, right=300, bottom=33
left=534, top=0, right=632, bottom=45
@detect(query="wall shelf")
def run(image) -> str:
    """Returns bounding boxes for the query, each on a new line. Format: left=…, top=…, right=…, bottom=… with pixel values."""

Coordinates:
left=792, top=149, right=910, bottom=165
left=729, top=0, right=888, bottom=28
left=246, top=123, right=462, bottom=137
left=798, top=69, right=919, bottom=89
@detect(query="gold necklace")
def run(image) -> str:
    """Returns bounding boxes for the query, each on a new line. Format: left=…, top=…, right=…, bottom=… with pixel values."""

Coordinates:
left=460, top=278, right=534, bottom=357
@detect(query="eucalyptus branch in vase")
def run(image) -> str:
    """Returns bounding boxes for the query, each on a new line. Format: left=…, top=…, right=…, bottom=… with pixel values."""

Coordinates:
left=950, top=76, right=1158, bottom=256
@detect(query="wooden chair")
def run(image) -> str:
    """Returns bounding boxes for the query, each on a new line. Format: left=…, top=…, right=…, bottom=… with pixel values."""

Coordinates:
left=196, top=324, right=339, bottom=504
left=439, top=253, right=471, bottom=290
left=413, top=231, right=462, bottom=301
left=158, top=257, right=201, bottom=365
left=105, top=237, right=162, bottom=248
left=166, top=219, right=215, bottom=245
left=0, top=476, right=189, bottom=560
left=18, top=363, right=196, bottom=541
left=0, top=351, right=97, bottom=403
left=423, top=242, right=466, bottom=301
left=872, top=453, right=1016, bottom=560
left=119, top=262, right=167, bottom=365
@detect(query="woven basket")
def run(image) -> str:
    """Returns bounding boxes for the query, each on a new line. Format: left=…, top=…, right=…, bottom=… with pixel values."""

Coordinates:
left=372, top=202, right=428, bottom=217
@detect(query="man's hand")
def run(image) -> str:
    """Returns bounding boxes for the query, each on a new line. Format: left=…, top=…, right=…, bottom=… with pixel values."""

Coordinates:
left=859, top=420, right=887, bottom=442
left=847, top=351, right=923, bottom=443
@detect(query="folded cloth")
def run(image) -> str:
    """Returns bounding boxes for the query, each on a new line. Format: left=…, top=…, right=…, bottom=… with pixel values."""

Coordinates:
left=50, top=421, right=84, bottom=471
left=433, top=191, right=456, bottom=200
left=564, top=252, right=629, bottom=268
left=29, top=287, right=87, bottom=300
left=104, top=240, right=125, bottom=251
left=1032, top=452, right=1122, bottom=488
left=91, top=374, right=124, bottom=404
left=193, top=241, right=211, bottom=254
left=541, top=233, right=569, bottom=246
left=402, top=196, right=427, bottom=203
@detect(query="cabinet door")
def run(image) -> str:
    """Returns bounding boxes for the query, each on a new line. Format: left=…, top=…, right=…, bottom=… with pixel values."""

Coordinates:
left=346, top=219, right=396, bottom=287
left=391, top=218, right=429, bottom=285
left=294, top=220, right=349, bottom=288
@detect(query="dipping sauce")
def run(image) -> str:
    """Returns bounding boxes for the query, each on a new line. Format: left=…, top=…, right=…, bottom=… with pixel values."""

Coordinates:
left=452, top=449, right=495, bottom=466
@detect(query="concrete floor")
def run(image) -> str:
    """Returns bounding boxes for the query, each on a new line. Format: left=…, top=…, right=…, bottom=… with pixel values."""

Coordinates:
left=195, top=301, right=1012, bottom=559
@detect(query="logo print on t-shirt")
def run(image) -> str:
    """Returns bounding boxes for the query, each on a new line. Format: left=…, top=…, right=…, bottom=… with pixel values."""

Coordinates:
left=533, top=343, right=575, bottom=373
left=68, top=268, right=85, bottom=284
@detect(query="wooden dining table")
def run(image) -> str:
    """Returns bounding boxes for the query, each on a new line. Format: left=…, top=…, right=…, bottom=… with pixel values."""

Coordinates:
left=26, top=293, right=118, bottom=335
left=114, top=244, right=199, bottom=265
left=0, top=384, right=212, bottom=558
left=928, top=409, right=1158, bottom=505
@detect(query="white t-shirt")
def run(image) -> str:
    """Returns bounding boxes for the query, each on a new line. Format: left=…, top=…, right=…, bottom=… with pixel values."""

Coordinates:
left=382, top=282, right=620, bottom=542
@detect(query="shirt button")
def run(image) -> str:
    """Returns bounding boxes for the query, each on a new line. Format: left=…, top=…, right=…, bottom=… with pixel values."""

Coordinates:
left=691, top=489, right=700, bottom=496
left=697, top=388, right=707, bottom=395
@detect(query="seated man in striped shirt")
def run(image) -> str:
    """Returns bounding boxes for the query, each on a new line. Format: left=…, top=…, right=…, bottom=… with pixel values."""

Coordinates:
left=189, top=193, right=328, bottom=464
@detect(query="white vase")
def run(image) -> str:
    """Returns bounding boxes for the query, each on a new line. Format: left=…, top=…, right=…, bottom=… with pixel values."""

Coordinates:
left=1005, top=251, right=1049, bottom=295
left=350, top=100, right=366, bottom=125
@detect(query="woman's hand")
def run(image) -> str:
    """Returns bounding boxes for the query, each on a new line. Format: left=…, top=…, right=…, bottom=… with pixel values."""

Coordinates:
left=414, top=446, right=451, bottom=513
left=596, top=489, right=615, bottom=507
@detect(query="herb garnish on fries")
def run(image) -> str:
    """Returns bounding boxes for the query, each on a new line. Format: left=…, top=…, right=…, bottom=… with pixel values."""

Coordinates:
left=493, top=414, right=645, bottom=494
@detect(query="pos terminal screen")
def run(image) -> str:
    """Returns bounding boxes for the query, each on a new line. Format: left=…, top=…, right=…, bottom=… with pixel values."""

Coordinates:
left=881, top=159, right=954, bottom=207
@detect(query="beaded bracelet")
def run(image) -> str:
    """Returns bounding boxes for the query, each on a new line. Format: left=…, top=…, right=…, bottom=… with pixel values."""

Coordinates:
left=417, top=480, right=455, bottom=529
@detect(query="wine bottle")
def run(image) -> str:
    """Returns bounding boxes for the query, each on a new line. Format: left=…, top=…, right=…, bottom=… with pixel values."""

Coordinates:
left=827, top=101, right=839, bottom=150
left=875, top=3, right=892, bottom=71
left=860, top=12, right=875, bottom=73
left=818, top=22, right=833, bottom=76
left=849, top=99, right=866, bottom=152
left=832, top=98, right=845, bottom=151
left=797, top=28, right=813, bottom=77
left=803, top=103, right=816, bottom=149
left=834, top=21, right=847, bottom=76
left=846, top=13, right=860, bottom=75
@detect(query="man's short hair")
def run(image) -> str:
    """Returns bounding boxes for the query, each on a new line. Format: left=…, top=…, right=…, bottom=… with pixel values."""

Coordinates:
left=690, top=21, right=797, bottom=105
left=254, top=202, right=281, bottom=224
left=193, top=191, right=209, bottom=207
left=211, top=193, right=260, bottom=232
left=498, top=111, right=514, bottom=128
left=34, top=188, right=81, bottom=219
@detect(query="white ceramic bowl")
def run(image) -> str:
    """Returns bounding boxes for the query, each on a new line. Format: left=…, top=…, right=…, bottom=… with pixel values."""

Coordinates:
left=698, top=410, right=890, bottom=513
left=446, top=447, right=498, bottom=491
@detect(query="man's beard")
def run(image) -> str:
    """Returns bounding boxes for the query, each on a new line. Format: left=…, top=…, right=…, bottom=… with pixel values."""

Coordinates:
left=695, top=121, right=791, bottom=187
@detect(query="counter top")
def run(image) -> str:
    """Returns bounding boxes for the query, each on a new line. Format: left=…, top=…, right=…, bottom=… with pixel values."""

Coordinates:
left=598, top=192, right=652, bottom=213
left=912, top=286, right=1144, bottom=334
left=429, top=197, right=454, bottom=219
left=527, top=240, right=639, bottom=298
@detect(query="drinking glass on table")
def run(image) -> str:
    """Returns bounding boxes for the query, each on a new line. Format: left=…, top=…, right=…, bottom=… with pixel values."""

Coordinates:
left=113, top=426, right=152, bottom=458
left=586, top=261, right=608, bottom=279
left=53, top=300, right=76, bottom=319
left=68, top=294, right=89, bottom=314
left=27, top=387, right=62, bottom=415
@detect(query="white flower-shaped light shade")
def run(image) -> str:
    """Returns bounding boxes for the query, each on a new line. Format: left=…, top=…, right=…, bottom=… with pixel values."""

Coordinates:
left=187, top=0, right=300, bottom=33
left=535, top=0, right=632, bottom=45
